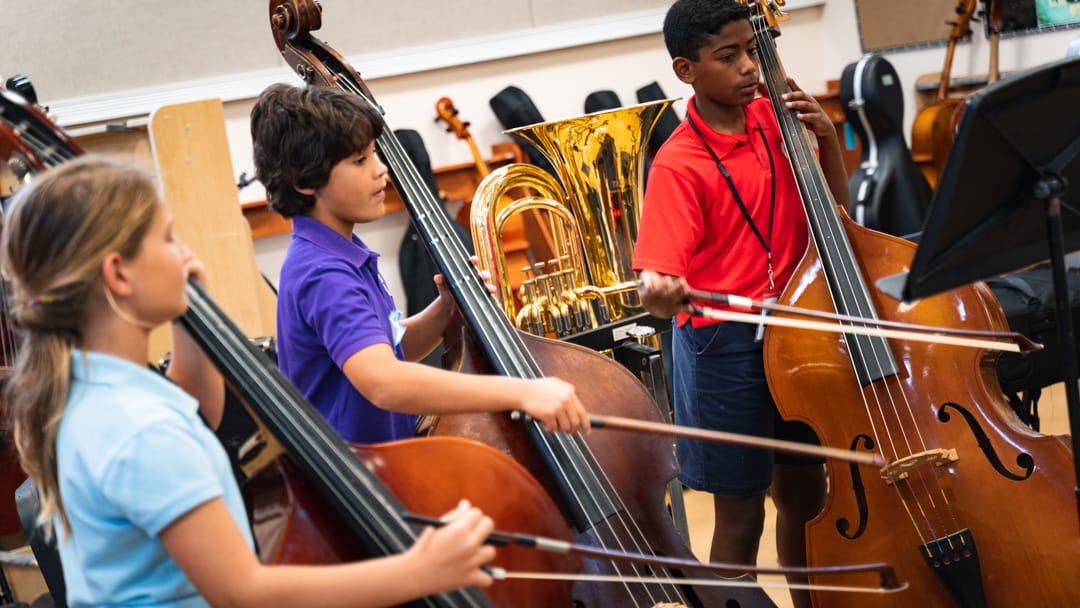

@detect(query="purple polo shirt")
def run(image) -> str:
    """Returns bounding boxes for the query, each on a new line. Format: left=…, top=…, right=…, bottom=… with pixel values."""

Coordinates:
left=276, top=215, right=416, bottom=444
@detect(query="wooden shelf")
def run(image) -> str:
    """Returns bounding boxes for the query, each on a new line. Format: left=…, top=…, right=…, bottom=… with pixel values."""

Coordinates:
left=913, top=71, right=1013, bottom=111
left=242, top=141, right=526, bottom=239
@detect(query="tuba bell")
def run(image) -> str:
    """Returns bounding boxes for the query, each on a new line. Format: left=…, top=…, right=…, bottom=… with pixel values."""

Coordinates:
left=471, top=99, right=674, bottom=337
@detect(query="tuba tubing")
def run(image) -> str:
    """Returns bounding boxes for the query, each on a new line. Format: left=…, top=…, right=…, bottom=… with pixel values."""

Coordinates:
left=470, top=99, right=675, bottom=337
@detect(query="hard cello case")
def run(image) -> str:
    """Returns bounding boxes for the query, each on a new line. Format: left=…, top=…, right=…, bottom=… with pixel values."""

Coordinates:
left=840, top=54, right=932, bottom=238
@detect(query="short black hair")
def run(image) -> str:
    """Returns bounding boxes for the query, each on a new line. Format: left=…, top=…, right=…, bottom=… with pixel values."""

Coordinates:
left=663, top=0, right=751, bottom=61
left=250, top=83, right=384, bottom=218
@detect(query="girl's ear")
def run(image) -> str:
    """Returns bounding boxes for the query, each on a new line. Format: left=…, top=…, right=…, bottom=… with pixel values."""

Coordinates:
left=101, top=252, right=134, bottom=298
left=673, top=57, right=695, bottom=85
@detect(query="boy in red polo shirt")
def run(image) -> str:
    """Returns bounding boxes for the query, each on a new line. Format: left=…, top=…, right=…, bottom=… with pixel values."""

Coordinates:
left=633, top=2, right=849, bottom=607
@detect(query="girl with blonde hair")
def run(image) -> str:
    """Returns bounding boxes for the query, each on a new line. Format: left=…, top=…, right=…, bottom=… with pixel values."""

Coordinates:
left=2, top=155, right=496, bottom=607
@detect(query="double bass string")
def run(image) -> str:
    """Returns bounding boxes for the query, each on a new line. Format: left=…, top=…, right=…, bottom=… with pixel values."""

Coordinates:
left=749, top=9, right=963, bottom=554
left=378, top=130, right=683, bottom=605
left=333, top=76, right=693, bottom=606
left=748, top=9, right=935, bottom=541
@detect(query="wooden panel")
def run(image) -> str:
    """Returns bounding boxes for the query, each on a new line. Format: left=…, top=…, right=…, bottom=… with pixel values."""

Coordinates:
left=149, top=99, right=278, bottom=361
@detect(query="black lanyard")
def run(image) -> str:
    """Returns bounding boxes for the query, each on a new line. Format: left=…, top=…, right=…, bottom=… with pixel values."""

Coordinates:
left=687, top=112, right=778, bottom=290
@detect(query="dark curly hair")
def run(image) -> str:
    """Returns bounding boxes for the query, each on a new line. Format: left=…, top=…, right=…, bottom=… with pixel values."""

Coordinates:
left=663, top=0, right=751, bottom=61
left=250, top=83, right=384, bottom=218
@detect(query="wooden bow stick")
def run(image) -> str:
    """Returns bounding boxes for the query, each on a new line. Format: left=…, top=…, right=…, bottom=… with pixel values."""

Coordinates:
left=512, top=411, right=882, bottom=466
left=686, top=289, right=1041, bottom=353
left=402, top=512, right=907, bottom=595
left=589, top=414, right=883, bottom=466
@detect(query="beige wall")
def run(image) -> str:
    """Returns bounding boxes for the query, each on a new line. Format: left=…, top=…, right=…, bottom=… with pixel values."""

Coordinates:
left=230, top=5, right=832, bottom=307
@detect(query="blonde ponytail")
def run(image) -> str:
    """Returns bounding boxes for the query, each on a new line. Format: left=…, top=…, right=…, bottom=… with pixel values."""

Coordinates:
left=1, top=156, right=158, bottom=537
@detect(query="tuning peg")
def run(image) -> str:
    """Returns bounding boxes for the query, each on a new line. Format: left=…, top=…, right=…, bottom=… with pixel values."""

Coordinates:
left=5, top=74, right=38, bottom=106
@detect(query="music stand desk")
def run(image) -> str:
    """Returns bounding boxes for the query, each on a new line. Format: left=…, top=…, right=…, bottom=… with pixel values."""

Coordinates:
left=878, top=55, right=1080, bottom=523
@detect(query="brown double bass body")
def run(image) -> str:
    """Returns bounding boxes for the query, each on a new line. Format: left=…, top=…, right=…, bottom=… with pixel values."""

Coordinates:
left=766, top=216, right=1080, bottom=607
left=434, top=331, right=769, bottom=608
left=247, top=438, right=581, bottom=608
left=745, top=3, right=1080, bottom=606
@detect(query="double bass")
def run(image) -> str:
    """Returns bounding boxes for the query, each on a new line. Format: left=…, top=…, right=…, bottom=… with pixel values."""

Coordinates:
left=268, top=1, right=776, bottom=605
left=0, top=79, right=83, bottom=538
left=3, top=89, right=579, bottom=606
left=745, top=2, right=1080, bottom=606
left=181, top=280, right=580, bottom=608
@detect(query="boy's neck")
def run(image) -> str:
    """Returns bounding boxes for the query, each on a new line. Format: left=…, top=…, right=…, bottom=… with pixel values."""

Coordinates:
left=307, top=207, right=357, bottom=240
left=693, top=97, right=747, bottom=135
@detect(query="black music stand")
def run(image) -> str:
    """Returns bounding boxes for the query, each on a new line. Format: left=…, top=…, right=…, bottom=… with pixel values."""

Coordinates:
left=878, top=54, right=1080, bottom=523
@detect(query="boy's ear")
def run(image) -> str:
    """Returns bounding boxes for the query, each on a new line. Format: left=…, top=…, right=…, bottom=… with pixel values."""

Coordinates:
left=672, top=57, right=695, bottom=85
left=294, top=184, right=317, bottom=196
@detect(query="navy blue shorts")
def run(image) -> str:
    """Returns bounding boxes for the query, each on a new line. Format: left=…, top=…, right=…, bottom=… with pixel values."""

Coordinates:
left=671, top=320, right=822, bottom=495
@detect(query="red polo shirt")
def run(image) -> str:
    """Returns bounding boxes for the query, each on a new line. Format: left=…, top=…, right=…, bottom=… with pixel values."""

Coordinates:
left=633, top=96, right=809, bottom=327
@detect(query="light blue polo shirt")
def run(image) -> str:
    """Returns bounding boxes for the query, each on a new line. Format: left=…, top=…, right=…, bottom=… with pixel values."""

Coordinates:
left=56, top=350, right=253, bottom=607
left=276, top=215, right=416, bottom=444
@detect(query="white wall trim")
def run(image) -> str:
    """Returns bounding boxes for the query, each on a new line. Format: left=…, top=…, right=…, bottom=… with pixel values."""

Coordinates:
left=55, top=0, right=824, bottom=134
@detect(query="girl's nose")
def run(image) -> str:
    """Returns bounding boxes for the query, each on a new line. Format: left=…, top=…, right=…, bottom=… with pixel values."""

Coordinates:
left=177, top=241, right=195, bottom=262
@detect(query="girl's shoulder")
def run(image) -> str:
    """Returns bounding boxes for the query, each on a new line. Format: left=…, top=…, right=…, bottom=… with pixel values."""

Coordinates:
left=64, top=353, right=200, bottom=451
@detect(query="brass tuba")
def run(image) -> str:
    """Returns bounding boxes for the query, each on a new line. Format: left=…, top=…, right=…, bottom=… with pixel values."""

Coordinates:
left=471, top=99, right=674, bottom=337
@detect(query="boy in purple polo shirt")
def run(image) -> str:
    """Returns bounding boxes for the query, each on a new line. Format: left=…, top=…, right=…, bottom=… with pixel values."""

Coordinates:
left=250, top=83, right=588, bottom=445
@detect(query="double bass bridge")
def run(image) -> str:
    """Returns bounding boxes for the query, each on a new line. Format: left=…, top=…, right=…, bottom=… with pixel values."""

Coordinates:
left=879, top=448, right=959, bottom=485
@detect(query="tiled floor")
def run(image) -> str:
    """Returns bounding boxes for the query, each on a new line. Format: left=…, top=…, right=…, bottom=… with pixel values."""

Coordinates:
left=682, top=489, right=792, bottom=608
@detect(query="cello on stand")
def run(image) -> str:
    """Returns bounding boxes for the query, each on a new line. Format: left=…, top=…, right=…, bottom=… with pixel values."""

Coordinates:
left=744, top=1, right=1080, bottom=606
left=267, top=1, right=776, bottom=606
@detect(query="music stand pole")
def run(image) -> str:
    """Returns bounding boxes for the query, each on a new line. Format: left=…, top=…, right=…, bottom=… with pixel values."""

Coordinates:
left=1039, top=166, right=1080, bottom=525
